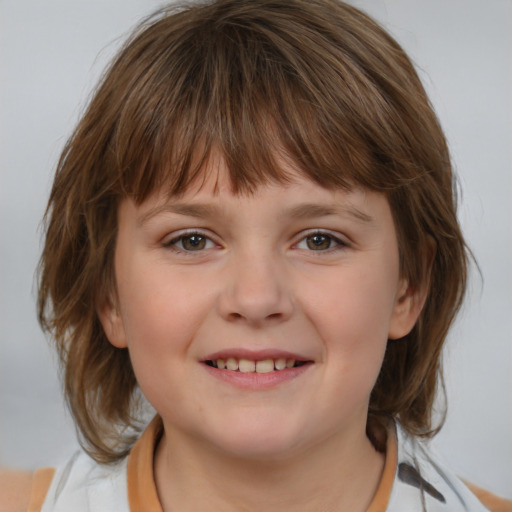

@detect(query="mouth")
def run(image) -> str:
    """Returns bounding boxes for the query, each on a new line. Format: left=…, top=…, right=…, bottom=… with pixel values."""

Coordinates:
left=204, top=357, right=310, bottom=373
left=201, top=351, right=313, bottom=389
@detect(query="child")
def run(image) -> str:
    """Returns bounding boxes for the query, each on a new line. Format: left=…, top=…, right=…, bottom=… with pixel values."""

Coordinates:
left=1, top=0, right=510, bottom=510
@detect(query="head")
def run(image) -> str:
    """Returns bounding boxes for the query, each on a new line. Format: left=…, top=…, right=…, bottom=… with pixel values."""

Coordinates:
left=39, top=0, right=468, bottom=463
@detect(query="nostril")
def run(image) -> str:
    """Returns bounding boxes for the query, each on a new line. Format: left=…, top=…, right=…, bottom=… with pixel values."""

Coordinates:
left=227, top=311, right=284, bottom=322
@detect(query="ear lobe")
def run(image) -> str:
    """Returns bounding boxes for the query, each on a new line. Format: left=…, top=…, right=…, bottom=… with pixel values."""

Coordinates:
left=389, top=236, right=435, bottom=340
left=97, top=297, right=128, bottom=349
left=388, top=278, right=428, bottom=340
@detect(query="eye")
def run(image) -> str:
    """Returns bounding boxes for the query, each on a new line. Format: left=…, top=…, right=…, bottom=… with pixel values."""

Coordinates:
left=295, top=231, right=346, bottom=251
left=165, top=232, right=216, bottom=252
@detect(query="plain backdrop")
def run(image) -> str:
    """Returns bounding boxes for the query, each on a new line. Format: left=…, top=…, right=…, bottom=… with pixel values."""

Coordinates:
left=0, top=0, right=511, bottom=499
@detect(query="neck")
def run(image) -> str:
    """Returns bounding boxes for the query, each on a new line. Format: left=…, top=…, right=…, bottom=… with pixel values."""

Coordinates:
left=154, top=420, right=385, bottom=512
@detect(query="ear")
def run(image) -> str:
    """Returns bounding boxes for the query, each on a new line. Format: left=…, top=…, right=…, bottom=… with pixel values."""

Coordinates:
left=388, top=278, right=428, bottom=340
left=97, top=295, right=128, bottom=349
left=388, top=237, right=435, bottom=340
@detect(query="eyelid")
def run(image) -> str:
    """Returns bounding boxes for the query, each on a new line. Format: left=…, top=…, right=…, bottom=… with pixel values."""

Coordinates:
left=293, top=229, right=349, bottom=251
left=162, top=228, right=219, bottom=252
left=161, top=228, right=349, bottom=253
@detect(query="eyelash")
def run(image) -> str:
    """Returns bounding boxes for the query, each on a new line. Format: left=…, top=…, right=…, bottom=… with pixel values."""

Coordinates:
left=163, top=230, right=347, bottom=254
left=294, top=231, right=348, bottom=252
left=163, top=230, right=217, bottom=253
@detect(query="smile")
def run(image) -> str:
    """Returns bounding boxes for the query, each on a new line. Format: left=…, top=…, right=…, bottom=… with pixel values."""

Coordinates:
left=205, top=358, right=308, bottom=373
left=201, top=350, right=313, bottom=389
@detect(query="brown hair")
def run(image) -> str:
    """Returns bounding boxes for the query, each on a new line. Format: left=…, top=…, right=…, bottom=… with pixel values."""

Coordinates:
left=38, top=0, right=468, bottom=463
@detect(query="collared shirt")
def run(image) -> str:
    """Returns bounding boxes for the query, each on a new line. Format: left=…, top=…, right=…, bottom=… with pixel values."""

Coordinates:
left=29, top=417, right=508, bottom=512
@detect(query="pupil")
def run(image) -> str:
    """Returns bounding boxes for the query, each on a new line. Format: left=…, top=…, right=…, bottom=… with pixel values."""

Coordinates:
left=307, top=234, right=330, bottom=250
left=184, top=235, right=205, bottom=250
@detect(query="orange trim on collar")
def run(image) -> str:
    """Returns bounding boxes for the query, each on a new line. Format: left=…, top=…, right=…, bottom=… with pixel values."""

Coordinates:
left=366, top=422, right=397, bottom=512
left=127, top=416, right=397, bottom=512
left=127, top=416, right=164, bottom=512
left=464, top=481, right=512, bottom=512
left=27, top=467, right=56, bottom=512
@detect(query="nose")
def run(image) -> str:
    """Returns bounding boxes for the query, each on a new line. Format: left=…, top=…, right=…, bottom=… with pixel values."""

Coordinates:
left=217, top=251, right=294, bottom=326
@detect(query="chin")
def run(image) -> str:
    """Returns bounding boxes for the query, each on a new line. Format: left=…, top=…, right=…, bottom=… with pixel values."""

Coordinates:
left=203, top=415, right=311, bottom=461
left=215, top=435, right=301, bottom=462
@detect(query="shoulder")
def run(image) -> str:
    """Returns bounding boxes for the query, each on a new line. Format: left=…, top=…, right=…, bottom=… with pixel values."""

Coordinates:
left=0, top=469, right=32, bottom=512
left=42, top=451, right=129, bottom=511
left=388, top=424, right=498, bottom=511
left=464, top=482, right=512, bottom=512
left=0, top=451, right=130, bottom=512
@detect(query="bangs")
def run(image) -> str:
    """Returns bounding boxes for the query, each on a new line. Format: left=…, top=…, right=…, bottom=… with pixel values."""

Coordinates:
left=102, top=0, right=416, bottom=203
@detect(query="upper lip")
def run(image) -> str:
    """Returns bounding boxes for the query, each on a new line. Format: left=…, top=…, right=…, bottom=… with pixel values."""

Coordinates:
left=202, top=348, right=311, bottom=362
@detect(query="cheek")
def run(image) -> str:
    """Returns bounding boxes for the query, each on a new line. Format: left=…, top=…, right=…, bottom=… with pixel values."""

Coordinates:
left=114, top=271, right=208, bottom=401
left=301, top=266, right=396, bottom=384
left=116, top=268, right=211, bottom=406
left=305, top=265, right=397, bottom=339
left=117, top=262, right=211, bottom=343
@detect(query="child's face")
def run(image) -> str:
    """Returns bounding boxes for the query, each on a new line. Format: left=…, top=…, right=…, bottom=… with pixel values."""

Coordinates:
left=100, top=156, right=420, bottom=459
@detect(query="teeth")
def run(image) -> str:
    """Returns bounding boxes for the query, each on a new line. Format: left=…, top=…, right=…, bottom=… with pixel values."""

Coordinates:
left=256, top=359, right=274, bottom=373
left=239, top=359, right=256, bottom=373
left=226, top=358, right=238, bottom=371
left=275, top=358, right=287, bottom=370
left=212, top=357, right=300, bottom=372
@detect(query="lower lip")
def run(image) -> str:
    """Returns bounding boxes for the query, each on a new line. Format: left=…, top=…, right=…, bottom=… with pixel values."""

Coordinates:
left=202, top=363, right=313, bottom=390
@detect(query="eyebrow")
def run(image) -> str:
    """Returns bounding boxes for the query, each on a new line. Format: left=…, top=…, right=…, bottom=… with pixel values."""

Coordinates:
left=138, top=203, right=218, bottom=226
left=286, top=203, right=374, bottom=223
left=138, top=201, right=374, bottom=226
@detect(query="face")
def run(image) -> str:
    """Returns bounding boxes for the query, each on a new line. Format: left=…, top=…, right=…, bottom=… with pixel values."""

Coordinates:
left=99, top=159, right=422, bottom=461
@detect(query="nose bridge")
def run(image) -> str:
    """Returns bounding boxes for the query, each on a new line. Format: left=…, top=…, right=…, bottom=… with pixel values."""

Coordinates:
left=219, top=243, right=293, bottom=324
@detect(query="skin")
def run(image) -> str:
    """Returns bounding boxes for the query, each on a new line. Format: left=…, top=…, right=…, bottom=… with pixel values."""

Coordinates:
left=99, top=158, right=425, bottom=512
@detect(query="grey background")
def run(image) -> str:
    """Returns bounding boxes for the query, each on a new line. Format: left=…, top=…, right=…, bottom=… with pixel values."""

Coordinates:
left=1, top=0, right=511, bottom=498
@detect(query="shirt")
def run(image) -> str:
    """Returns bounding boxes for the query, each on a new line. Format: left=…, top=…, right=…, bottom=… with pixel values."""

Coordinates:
left=28, top=417, right=509, bottom=512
